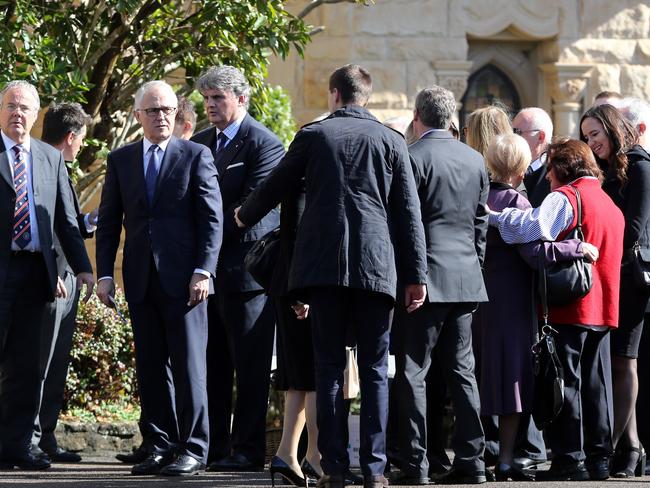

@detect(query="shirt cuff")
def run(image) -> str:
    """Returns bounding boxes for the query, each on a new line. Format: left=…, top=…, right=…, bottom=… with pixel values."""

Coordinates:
left=98, top=276, right=113, bottom=282
left=488, top=211, right=501, bottom=227
left=193, top=268, right=211, bottom=277
left=84, top=213, right=98, bottom=233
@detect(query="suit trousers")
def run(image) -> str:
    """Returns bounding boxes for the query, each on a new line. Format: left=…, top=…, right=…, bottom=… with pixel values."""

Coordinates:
left=128, top=261, right=209, bottom=462
left=308, top=286, right=393, bottom=477
left=207, top=288, right=275, bottom=465
left=33, top=271, right=79, bottom=452
left=393, top=302, right=485, bottom=477
left=0, top=253, right=49, bottom=458
left=545, top=325, right=613, bottom=465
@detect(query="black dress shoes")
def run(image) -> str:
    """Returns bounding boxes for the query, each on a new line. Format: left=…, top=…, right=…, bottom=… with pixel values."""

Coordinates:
left=494, top=462, right=534, bottom=481
left=131, top=452, right=173, bottom=475
left=116, top=445, right=151, bottom=464
left=0, top=452, right=51, bottom=470
left=536, top=460, right=589, bottom=481
left=207, top=452, right=264, bottom=472
left=160, top=454, right=204, bottom=476
left=585, top=455, right=610, bottom=480
left=45, top=447, right=82, bottom=463
left=436, top=466, right=487, bottom=484
left=512, top=456, right=545, bottom=470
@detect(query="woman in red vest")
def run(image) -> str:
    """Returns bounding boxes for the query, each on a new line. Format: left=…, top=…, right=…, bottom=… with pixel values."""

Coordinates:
left=581, top=103, right=650, bottom=478
left=489, top=138, right=625, bottom=481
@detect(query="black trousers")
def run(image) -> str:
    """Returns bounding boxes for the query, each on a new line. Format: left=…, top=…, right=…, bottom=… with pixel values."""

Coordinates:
left=206, top=288, right=275, bottom=465
left=0, top=252, right=49, bottom=458
left=128, top=263, right=209, bottom=462
left=33, top=271, right=79, bottom=452
left=545, top=325, right=613, bottom=465
left=393, top=302, right=485, bottom=477
left=308, top=287, right=393, bottom=477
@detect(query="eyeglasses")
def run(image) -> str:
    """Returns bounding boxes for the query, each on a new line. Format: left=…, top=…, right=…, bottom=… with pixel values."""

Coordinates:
left=3, top=103, right=36, bottom=114
left=137, top=106, right=177, bottom=117
left=513, top=128, right=540, bottom=136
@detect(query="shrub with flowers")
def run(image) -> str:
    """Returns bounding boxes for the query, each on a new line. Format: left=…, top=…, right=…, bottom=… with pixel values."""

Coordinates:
left=64, top=287, right=138, bottom=416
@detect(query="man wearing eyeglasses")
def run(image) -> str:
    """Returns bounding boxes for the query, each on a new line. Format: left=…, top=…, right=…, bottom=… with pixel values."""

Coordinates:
left=0, top=81, right=94, bottom=470
left=514, top=107, right=554, bottom=207
left=190, top=65, right=284, bottom=472
left=96, top=80, right=224, bottom=476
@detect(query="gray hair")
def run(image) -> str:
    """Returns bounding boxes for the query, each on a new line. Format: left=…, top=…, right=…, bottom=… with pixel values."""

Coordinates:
left=0, top=80, right=41, bottom=111
left=620, top=97, right=650, bottom=127
left=196, top=65, right=250, bottom=106
left=415, top=86, right=456, bottom=129
left=518, top=107, right=553, bottom=144
left=134, top=80, right=177, bottom=110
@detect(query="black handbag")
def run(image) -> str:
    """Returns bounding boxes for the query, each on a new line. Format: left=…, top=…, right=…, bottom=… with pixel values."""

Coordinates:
left=532, top=259, right=565, bottom=430
left=244, top=227, right=281, bottom=289
left=628, top=241, right=650, bottom=288
left=542, top=185, right=593, bottom=306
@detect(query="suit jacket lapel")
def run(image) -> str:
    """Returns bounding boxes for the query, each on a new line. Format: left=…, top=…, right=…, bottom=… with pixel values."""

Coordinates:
left=152, top=136, right=182, bottom=206
left=215, top=116, right=249, bottom=181
left=0, top=138, right=14, bottom=191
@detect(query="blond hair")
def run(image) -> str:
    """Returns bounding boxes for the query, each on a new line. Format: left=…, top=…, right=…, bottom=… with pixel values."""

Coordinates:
left=486, top=133, right=531, bottom=183
left=465, top=106, right=511, bottom=157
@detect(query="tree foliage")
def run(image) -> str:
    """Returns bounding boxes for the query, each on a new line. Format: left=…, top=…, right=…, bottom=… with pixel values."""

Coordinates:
left=0, top=0, right=368, bottom=173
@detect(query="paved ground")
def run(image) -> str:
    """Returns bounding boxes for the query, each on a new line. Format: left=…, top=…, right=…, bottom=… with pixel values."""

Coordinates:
left=0, top=458, right=649, bottom=488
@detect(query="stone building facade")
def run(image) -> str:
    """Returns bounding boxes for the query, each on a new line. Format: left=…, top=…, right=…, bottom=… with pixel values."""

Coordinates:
left=268, top=0, right=650, bottom=137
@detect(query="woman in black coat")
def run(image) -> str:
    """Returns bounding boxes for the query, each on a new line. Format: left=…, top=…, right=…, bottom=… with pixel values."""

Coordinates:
left=581, top=104, right=650, bottom=478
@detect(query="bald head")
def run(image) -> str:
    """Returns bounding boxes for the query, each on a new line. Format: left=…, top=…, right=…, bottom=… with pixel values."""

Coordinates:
left=512, top=107, right=553, bottom=161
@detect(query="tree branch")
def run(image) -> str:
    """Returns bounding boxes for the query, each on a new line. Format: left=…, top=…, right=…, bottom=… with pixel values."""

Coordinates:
left=297, top=0, right=361, bottom=20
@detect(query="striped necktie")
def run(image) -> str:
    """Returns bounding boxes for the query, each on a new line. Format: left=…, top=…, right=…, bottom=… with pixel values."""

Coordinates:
left=12, top=145, right=31, bottom=249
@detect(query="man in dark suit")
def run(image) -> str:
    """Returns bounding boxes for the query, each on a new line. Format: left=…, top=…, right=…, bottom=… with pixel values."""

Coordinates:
left=190, top=65, right=283, bottom=472
left=391, top=86, right=489, bottom=485
left=516, top=107, right=553, bottom=208
left=32, top=103, right=97, bottom=464
left=96, top=80, right=223, bottom=476
left=0, top=81, right=94, bottom=470
left=235, top=64, right=428, bottom=488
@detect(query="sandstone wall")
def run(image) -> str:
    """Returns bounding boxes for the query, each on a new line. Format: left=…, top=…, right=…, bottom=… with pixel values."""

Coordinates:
left=268, top=0, right=650, bottom=130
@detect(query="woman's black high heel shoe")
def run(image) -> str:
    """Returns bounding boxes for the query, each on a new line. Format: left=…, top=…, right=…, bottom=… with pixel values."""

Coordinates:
left=612, top=445, right=646, bottom=478
left=301, top=458, right=321, bottom=480
left=495, top=462, right=535, bottom=481
left=270, top=456, right=308, bottom=487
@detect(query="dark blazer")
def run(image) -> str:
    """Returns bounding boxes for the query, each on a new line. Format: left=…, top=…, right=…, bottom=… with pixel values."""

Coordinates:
left=96, top=136, right=223, bottom=303
left=238, top=105, right=428, bottom=299
left=191, top=114, right=284, bottom=292
left=601, top=145, right=650, bottom=251
left=408, top=131, right=489, bottom=303
left=0, top=137, right=91, bottom=300
left=523, top=162, right=551, bottom=208
left=54, top=177, right=94, bottom=276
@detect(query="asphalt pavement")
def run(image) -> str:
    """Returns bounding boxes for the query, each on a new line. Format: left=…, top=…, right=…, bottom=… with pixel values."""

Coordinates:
left=0, top=457, right=649, bottom=487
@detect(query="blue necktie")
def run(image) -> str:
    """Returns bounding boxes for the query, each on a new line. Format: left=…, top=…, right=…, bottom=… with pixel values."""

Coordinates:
left=12, top=145, right=31, bottom=249
left=145, top=145, right=160, bottom=205
left=216, top=132, right=228, bottom=152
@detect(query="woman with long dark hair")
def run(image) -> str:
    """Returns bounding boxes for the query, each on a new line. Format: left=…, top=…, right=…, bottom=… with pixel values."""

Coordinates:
left=580, top=104, right=650, bottom=478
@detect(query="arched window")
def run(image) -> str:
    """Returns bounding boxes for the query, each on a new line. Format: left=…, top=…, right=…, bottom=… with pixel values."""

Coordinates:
left=460, top=64, right=521, bottom=133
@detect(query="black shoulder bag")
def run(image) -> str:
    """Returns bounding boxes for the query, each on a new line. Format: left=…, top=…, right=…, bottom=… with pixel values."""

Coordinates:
left=543, top=185, right=593, bottom=306
left=244, top=227, right=281, bottom=289
left=628, top=241, right=650, bottom=289
left=531, top=258, right=565, bottom=430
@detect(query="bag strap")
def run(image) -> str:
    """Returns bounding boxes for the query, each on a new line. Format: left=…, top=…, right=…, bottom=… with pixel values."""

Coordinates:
left=568, top=185, right=585, bottom=242
left=537, top=245, right=549, bottom=326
